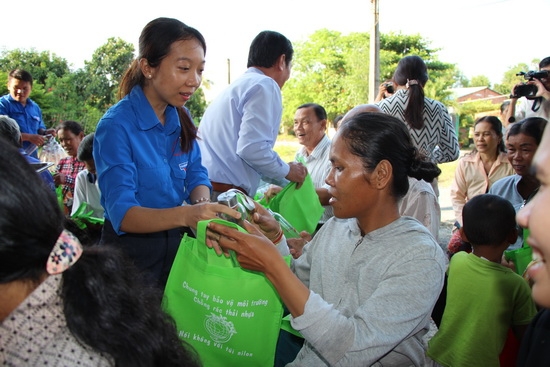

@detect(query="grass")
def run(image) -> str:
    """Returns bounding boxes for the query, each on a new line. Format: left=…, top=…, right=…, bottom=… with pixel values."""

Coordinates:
left=274, top=133, right=460, bottom=189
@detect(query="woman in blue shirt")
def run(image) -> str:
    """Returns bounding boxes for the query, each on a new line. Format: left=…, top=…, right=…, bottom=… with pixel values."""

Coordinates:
left=94, top=17, right=238, bottom=289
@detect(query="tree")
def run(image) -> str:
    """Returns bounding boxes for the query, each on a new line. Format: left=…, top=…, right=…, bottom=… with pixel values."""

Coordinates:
left=81, top=37, right=135, bottom=110
left=0, top=48, right=70, bottom=85
left=186, top=88, right=207, bottom=125
left=281, top=30, right=457, bottom=132
left=470, top=75, right=491, bottom=88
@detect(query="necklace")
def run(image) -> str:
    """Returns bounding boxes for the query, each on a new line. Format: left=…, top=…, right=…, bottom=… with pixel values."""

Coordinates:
left=521, top=186, right=540, bottom=208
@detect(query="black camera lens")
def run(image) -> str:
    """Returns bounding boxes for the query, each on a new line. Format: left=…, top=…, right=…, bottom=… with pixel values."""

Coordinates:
left=512, top=84, right=538, bottom=99
left=527, top=70, right=549, bottom=80
left=384, top=83, right=394, bottom=94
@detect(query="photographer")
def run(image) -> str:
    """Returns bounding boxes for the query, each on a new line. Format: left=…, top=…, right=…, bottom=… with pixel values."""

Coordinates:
left=506, top=57, right=550, bottom=124
left=374, top=80, right=395, bottom=102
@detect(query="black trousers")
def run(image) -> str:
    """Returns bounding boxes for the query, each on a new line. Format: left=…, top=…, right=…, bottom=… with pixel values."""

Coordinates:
left=100, top=219, right=192, bottom=290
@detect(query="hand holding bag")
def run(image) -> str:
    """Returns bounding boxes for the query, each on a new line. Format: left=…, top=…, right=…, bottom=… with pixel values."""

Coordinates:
left=163, top=219, right=288, bottom=367
left=504, top=229, right=532, bottom=277
left=259, top=173, right=324, bottom=234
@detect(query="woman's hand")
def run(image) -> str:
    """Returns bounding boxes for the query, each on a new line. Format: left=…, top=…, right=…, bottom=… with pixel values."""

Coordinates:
left=206, top=220, right=279, bottom=273
left=249, top=202, right=282, bottom=242
left=287, top=231, right=312, bottom=259
left=182, top=202, right=241, bottom=229
left=53, top=172, right=66, bottom=186
left=206, top=219, right=310, bottom=317
left=501, top=254, right=516, bottom=272
left=264, top=185, right=282, bottom=202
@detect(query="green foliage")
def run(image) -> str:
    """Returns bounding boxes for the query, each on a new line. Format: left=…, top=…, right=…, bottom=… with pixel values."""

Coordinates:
left=187, top=87, right=208, bottom=124
left=0, top=48, right=70, bottom=85
left=493, top=63, right=531, bottom=96
left=0, top=34, right=531, bottom=137
left=0, top=71, right=6, bottom=96
left=470, top=75, right=491, bottom=88
left=82, top=37, right=135, bottom=110
left=0, top=39, right=210, bottom=132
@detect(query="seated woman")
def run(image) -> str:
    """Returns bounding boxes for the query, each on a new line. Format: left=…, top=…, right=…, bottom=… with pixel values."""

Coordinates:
left=489, top=117, right=548, bottom=251
left=207, top=112, right=447, bottom=366
left=0, top=140, right=201, bottom=367
left=54, top=120, right=86, bottom=214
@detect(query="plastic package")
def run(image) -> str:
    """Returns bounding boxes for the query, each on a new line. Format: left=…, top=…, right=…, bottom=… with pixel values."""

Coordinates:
left=39, top=135, right=67, bottom=172
left=217, top=189, right=255, bottom=224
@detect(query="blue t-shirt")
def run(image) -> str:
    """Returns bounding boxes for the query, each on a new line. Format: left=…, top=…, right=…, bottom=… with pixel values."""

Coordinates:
left=0, top=94, right=46, bottom=158
left=93, top=85, right=211, bottom=234
left=488, top=174, right=525, bottom=250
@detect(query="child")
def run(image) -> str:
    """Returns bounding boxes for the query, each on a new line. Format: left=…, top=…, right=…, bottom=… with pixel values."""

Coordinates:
left=70, top=132, right=103, bottom=243
left=71, top=133, right=103, bottom=218
left=427, top=194, right=537, bottom=367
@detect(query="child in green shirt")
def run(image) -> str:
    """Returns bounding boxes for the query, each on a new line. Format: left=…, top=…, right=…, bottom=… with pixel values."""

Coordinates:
left=427, top=194, right=537, bottom=367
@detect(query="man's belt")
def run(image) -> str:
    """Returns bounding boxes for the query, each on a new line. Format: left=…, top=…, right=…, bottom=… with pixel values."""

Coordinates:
left=210, top=181, right=248, bottom=196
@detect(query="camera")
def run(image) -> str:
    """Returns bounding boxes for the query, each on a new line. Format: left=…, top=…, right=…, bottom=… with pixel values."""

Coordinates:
left=519, top=70, right=549, bottom=81
left=512, top=84, right=538, bottom=99
left=510, top=70, right=549, bottom=99
left=384, top=82, right=394, bottom=94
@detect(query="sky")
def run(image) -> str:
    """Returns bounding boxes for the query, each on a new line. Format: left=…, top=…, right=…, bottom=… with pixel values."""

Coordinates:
left=1, top=0, right=547, bottom=101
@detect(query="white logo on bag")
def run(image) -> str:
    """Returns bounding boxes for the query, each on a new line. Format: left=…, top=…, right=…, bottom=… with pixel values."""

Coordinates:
left=204, top=313, right=237, bottom=343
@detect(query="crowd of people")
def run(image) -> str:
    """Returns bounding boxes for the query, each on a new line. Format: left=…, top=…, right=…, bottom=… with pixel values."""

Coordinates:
left=1, top=14, right=550, bottom=367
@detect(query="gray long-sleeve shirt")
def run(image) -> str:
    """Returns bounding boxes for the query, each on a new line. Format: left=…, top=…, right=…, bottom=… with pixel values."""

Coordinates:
left=289, top=216, right=447, bottom=366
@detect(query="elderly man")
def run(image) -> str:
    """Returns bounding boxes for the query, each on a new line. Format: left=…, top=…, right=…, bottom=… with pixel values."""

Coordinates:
left=265, top=103, right=333, bottom=231
left=293, top=103, right=333, bottom=226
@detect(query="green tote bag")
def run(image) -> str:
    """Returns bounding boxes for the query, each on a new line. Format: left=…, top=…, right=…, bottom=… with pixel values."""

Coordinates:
left=259, top=173, right=324, bottom=234
left=504, top=229, right=533, bottom=277
left=163, top=219, right=288, bottom=367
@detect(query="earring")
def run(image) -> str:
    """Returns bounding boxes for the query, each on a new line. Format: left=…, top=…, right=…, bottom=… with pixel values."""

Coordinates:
left=147, top=74, right=152, bottom=79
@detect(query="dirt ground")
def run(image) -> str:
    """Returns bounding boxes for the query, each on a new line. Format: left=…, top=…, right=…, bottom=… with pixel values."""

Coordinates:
left=437, top=185, right=455, bottom=252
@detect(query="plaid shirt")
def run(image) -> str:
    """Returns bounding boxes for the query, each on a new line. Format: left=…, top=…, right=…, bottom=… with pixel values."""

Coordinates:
left=56, top=156, right=85, bottom=210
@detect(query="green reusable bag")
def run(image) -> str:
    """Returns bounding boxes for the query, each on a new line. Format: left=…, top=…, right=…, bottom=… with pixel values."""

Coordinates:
left=504, top=229, right=533, bottom=277
left=163, top=219, right=288, bottom=367
left=260, top=174, right=324, bottom=234
left=70, top=202, right=105, bottom=229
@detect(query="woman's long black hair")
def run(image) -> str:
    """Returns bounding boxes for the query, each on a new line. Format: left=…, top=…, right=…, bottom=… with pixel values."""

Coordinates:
left=118, top=17, right=206, bottom=153
left=0, top=138, right=201, bottom=366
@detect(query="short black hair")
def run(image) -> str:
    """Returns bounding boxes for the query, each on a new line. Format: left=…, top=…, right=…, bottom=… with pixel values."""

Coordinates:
left=539, top=57, right=550, bottom=69
left=507, top=117, right=548, bottom=145
left=462, top=194, right=516, bottom=246
left=247, top=31, right=293, bottom=68
left=8, top=69, right=33, bottom=86
left=297, top=103, right=327, bottom=121
left=77, top=133, right=94, bottom=162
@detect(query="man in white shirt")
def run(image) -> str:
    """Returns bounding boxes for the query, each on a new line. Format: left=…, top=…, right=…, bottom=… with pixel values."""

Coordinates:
left=198, top=31, right=306, bottom=200
left=266, top=103, right=333, bottom=228
left=506, top=56, right=550, bottom=124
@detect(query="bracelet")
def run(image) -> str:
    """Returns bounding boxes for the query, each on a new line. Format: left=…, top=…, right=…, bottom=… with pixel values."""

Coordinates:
left=193, top=197, right=210, bottom=204
left=269, top=229, right=284, bottom=246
